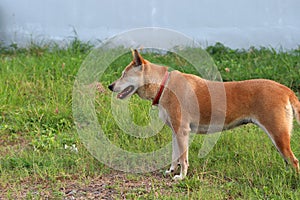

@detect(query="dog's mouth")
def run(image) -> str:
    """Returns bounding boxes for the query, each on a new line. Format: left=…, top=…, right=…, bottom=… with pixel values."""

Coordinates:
left=117, top=85, right=135, bottom=99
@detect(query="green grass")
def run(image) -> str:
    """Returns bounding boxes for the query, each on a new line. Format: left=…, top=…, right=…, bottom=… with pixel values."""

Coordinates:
left=0, top=41, right=300, bottom=199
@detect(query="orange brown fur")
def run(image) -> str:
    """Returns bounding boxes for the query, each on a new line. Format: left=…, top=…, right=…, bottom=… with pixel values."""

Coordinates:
left=109, top=50, right=300, bottom=180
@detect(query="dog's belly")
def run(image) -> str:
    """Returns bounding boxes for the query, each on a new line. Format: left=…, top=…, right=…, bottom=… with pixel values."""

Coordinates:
left=190, top=124, right=220, bottom=134
left=190, top=118, right=253, bottom=134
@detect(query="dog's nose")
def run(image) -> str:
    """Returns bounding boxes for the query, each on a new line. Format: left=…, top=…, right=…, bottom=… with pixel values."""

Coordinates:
left=108, top=83, right=115, bottom=91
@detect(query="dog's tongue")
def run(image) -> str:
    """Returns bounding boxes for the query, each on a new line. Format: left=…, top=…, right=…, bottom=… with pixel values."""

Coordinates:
left=117, top=86, right=134, bottom=99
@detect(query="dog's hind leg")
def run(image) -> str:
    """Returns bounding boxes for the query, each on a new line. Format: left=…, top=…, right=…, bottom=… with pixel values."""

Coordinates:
left=256, top=106, right=299, bottom=173
left=165, top=132, right=180, bottom=175
left=271, top=131, right=299, bottom=173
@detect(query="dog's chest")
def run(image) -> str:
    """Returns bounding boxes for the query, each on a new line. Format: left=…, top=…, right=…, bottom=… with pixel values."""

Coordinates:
left=158, top=105, right=170, bottom=125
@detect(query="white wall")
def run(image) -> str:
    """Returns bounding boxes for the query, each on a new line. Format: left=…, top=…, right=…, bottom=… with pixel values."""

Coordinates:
left=0, top=0, right=299, bottom=49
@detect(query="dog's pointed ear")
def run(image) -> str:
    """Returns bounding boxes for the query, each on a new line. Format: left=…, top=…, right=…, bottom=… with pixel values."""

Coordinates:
left=132, top=49, right=144, bottom=67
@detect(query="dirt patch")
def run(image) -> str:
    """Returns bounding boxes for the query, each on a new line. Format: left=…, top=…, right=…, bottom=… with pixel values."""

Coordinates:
left=61, top=171, right=176, bottom=199
left=0, top=133, right=30, bottom=157
left=1, top=171, right=179, bottom=199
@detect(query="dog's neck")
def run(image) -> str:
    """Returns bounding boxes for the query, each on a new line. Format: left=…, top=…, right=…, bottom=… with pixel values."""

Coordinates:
left=136, top=65, right=169, bottom=102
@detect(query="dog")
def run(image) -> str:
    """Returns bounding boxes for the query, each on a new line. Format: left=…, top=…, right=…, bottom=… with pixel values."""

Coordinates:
left=108, top=49, right=300, bottom=180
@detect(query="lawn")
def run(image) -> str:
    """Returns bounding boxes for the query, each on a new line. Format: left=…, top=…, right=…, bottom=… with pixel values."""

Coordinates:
left=0, top=41, right=300, bottom=199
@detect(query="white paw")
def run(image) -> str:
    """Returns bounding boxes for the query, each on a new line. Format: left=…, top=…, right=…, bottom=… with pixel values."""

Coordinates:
left=173, top=174, right=184, bottom=181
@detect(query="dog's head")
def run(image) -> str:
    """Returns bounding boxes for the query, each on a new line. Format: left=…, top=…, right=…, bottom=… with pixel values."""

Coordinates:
left=108, top=49, right=147, bottom=99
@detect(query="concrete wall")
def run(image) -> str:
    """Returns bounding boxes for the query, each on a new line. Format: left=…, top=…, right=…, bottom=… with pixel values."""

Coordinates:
left=0, top=0, right=299, bottom=49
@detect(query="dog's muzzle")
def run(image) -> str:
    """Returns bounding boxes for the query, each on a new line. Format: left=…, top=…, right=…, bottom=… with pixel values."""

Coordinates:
left=108, top=83, right=135, bottom=99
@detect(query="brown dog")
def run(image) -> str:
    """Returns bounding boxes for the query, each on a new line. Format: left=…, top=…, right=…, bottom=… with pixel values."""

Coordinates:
left=108, top=49, right=300, bottom=180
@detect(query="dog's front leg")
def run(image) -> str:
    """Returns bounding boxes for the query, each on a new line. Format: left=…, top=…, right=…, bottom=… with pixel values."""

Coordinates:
left=173, top=127, right=190, bottom=181
left=165, top=132, right=180, bottom=175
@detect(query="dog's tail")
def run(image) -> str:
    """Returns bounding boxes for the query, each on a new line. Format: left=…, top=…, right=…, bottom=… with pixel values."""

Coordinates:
left=290, top=92, right=300, bottom=124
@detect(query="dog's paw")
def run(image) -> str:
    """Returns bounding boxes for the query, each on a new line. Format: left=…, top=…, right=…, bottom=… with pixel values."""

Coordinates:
left=173, top=174, right=184, bottom=181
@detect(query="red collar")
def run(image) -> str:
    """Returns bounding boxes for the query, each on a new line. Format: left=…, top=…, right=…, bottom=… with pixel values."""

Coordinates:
left=152, top=71, right=169, bottom=106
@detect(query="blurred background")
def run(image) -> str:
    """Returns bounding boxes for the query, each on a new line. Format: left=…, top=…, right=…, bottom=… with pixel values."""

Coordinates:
left=0, top=0, right=299, bottom=49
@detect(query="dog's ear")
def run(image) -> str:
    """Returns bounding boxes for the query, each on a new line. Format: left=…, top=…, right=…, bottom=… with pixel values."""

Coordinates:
left=132, top=49, right=144, bottom=67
